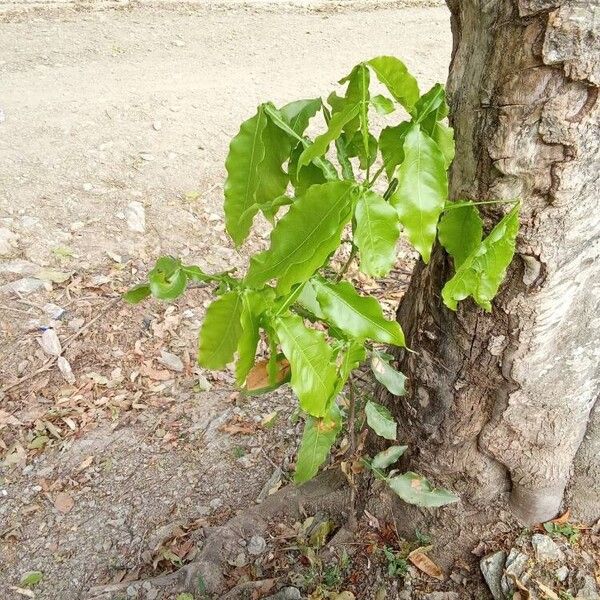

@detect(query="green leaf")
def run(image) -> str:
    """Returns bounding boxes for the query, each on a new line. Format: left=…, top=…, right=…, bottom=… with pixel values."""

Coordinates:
left=123, top=284, right=151, bottom=304
left=332, top=340, right=367, bottom=397
left=379, top=122, right=411, bottom=178
left=438, top=203, right=483, bottom=267
left=354, top=190, right=400, bottom=278
left=415, top=83, right=447, bottom=125
left=274, top=313, right=338, bottom=417
left=442, top=203, right=520, bottom=311
left=148, top=256, right=187, bottom=300
left=298, top=103, right=360, bottom=171
left=387, top=472, right=458, bottom=507
left=295, top=404, right=342, bottom=484
left=365, top=400, right=397, bottom=440
left=348, top=64, right=371, bottom=167
left=371, top=445, right=408, bottom=470
left=371, top=94, right=395, bottom=115
left=367, top=56, right=419, bottom=114
left=371, top=353, right=407, bottom=396
left=416, top=84, right=454, bottom=168
left=198, top=291, right=244, bottom=369
left=430, top=121, right=455, bottom=169
left=390, top=123, right=448, bottom=263
left=346, top=131, right=378, bottom=170
left=235, top=290, right=272, bottom=386
left=333, top=133, right=355, bottom=181
left=224, top=105, right=288, bottom=245
left=297, top=279, right=326, bottom=320
left=312, top=278, right=405, bottom=346
left=288, top=143, right=328, bottom=195
left=224, top=107, right=268, bottom=245
left=279, top=98, right=322, bottom=137
left=181, top=265, right=214, bottom=283
left=20, top=571, right=43, bottom=588
left=245, top=181, right=357, bottom=294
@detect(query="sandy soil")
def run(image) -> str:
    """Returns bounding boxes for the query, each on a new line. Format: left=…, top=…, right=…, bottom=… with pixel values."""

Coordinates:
left=0, top=2, right=453, bottom=599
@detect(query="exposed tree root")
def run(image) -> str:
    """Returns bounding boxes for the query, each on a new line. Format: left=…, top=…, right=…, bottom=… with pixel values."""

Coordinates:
left=85, top=469, right=351, bottom=599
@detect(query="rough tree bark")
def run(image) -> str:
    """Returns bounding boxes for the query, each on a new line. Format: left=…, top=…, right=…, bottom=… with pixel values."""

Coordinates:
left=389, top=0, right=600, bottom=525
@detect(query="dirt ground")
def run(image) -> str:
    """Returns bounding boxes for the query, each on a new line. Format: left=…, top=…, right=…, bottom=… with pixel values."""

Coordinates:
left=0, top=2, right=455, bottom=599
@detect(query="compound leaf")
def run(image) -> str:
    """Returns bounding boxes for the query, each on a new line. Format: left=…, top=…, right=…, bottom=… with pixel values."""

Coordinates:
left=367, top=56, right=419, bottom=114
left=274, top=314, right=338, bottom=417
left=388, top=472, right=458, bottom=507
left=391, top=123, right=448, bottom=263
left=198, top=291, right=243, bottom=370
left=365, top=400, right=397, bottom=440
left=312, top=278, right=405, bottom=346
left=245, top=181, right=357, bottom=294
left=295, top=403, right=342, bottom=484
left=442, top=203, right=520, bottom=311
left=438, top=203, right=483, bottom=267
left=354, top=190, right=400, bottom=278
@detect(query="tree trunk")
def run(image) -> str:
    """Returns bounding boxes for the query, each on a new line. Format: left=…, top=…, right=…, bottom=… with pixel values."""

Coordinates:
left=389, top=0, right=600, bottom=526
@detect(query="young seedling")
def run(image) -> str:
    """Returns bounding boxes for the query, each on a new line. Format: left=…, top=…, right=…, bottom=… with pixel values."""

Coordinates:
left=126, top=56, right=519, bottom=509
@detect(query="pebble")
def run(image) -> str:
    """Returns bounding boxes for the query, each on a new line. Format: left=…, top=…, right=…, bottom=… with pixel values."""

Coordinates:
left=0, top=276, right=45, bottom=296
left=125, top=201, right=145, bottom=233
left=196, top=374, right=212, bottom=392
left=58, top=356, right=76, bottom=384
left=556, top=565, right=569, bottom=582
left=39, top=328, right=62, bottom=356
left=209, top=498, right=223, bottom=510
left=158, top=350, right=184, bottom=372
left=0, top=227, right=19, bottom=256
left=532, top=533, right=565, bottom=562
left=247, top=534, right=267, bottom=556
left=480, top=550, right=506, bottom=600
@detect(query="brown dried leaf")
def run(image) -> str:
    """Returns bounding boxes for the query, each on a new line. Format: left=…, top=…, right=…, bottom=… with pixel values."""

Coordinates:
left=408, top=549, right=444, bottom=580
left=536, top=581, right=559, bottom=600
left=54, top=492, right=75, bottom=514
left=219, top=417, right=256, bottom=435
left=551, top=509, right=570, bottom=525
left=244, top=358, right=290, bottom=392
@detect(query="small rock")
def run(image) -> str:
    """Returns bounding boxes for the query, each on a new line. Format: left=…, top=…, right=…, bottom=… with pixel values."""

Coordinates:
left=209, top=498, right=223, bottom=510
left=532, top=533, right=565, bottom=562
left=257, top=468, right=282, bottom=502
left=139, top=152, right=155, bottom=161
left=264, top=588, right=301, bottom=600
left=83, top=183, right=93, bottom=192
left=152, top=120, right=162, bottom=131
left=39, top=329, right=62, bottom=356
left=231, top=551, right=247, bottom=568
left=0, top=277, right=46, bottom=295
left=501, top=549, right=530, bottom=598
left=422, top=593, right=459, bottom=600
left=247, top=534, right=267, bottom=556
left=43, top=302, right=66, bottom=320
left=125, top=201, right=145, bottom=233
left=196, top=373, right=212, bottom=392
left=57, top=356, right=76, bottom=384
left=158, top=350, right=184, bottom=372
left=0, top=227, right=19, bottom=256
left=555, top=565, right=569, bottom=582
left=577, top=574, right=600, bottom=599
left=480, top=550, right=506, bottom=600
left=172, top=39, right=185, bottom=47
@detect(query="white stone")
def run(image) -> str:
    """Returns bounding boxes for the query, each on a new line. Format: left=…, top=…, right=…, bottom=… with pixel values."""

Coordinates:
left=126, top=201, right=145, bottom=233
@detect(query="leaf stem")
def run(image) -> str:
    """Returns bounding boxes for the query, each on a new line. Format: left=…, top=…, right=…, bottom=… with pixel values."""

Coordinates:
left=368, top=164, right=386, bottom=186
left=336, top=245, right=357, bottom=282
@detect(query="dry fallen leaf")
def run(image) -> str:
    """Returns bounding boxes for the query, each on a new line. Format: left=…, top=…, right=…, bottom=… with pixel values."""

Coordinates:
left=54, top=492, right=75, bottom=514
left=536, top=581, right=560, bottom=600
left=408, top=548, right=444, bottom=580
left=219, top=417, right=256, bottom=435
left=244, top=358, right=290, bottom=393
left=551, top=509, right=570, bottom=525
